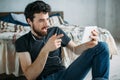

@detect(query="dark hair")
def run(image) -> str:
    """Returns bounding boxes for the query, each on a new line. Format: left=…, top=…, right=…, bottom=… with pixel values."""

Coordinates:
left=24, top=1, right=51, bottom=21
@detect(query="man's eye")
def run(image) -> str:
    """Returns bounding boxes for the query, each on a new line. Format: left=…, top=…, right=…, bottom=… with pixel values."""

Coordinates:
left=47, top=18, right=50, bottom=21
left=39, top=19, right=44, bottom=22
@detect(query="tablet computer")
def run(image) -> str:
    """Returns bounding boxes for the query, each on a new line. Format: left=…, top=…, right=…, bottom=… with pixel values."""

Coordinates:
left=81, top=26, right=98, bottom=43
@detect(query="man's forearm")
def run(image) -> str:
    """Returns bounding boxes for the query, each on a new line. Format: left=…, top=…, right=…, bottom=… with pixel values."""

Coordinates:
left=74, top=44, right=89, bottom=55
left=24, top=48, right=49, bottom=80
left=67, top=40, right=89, bottom=55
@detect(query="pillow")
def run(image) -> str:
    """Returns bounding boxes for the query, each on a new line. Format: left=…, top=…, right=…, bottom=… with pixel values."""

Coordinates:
left=0, top=21, right=25, bottom=32
left=0, top=13, right=29, bottom=26
left=0, top=13, right=14, bottom=23
left=49, top=13, right=64, bottom=27
left=11, top=13, right=28, bottom=25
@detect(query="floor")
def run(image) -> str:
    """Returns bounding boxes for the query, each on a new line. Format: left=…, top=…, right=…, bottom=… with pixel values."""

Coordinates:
left=85, top=39, right=120, bottom=80
left=109, top=39, right=120, bottom=80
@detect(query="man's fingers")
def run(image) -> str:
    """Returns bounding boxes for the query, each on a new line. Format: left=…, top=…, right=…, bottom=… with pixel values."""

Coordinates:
left=56, top=34, right=64, bottom=39
left=50, top=34, right=57, bottom=39
left=90, top=36, right=98, bottom=41
left=50, top=34, right=64, bottom=43
left=51, top=34, right=64, bottom=39
left=56, top=39, right=62, bottom=42
left=92, top=30, right=98, bottom=36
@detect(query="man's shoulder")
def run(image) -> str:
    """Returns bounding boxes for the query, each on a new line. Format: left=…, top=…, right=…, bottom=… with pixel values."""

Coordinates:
left=16, top=31, right=30, bottom=42
left=48, top=26, right=62, bottom=33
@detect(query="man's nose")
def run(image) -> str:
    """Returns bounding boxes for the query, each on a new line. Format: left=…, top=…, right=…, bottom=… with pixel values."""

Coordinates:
left=44, top=20, right=49, bottom=26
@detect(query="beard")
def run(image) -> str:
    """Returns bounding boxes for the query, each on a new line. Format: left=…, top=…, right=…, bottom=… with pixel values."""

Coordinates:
left=33, top=26, right=48, bottom=37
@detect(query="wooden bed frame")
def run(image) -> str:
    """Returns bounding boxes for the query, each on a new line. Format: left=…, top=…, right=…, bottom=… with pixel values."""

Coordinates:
left=0, top=11, right=64, bottom=19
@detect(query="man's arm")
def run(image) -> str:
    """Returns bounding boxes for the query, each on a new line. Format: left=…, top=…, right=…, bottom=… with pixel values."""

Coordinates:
left=18, top=47, right=49, bottom=80
left=66, top=40, right=88, bottom=55
left=67, top=30, right=98, bottom=55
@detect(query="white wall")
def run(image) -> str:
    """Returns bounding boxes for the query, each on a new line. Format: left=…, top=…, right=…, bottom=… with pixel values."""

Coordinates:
left=0, top=0, right=35, bottom=12
left=44, top=0, right=98, bottom=26
left=113, top=0, right=120, bottom=38
left=102, top=0, right=120, bottom=38
left=105, top=0, right=117, bottom=37
left=0, top=0, right=120, bottom=38
left=0, top=0, right=98, bottom=26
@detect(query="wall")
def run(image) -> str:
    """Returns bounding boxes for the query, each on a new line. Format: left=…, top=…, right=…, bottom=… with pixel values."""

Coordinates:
left=105, top=0, right=117, bottom=37
left=44, top=0, right=98, bottom=26
left=0, top=0, right=35, bottom=12
left=0, top=0, right=120, bottom=38
left=0, top=0, right=98, bottom=26
left=113, top=0, right=120, bottom=38
left=105, top=0, right=120, bottom=38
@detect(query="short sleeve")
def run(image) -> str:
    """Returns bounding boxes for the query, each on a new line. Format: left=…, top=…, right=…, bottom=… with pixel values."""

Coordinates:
left=56, top=27, right=71, bottom=47
left=15, top=35, right=28, bottom=52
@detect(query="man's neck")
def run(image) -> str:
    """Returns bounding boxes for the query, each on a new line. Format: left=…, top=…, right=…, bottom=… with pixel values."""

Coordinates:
left=31, top=31, right=43, bottom=39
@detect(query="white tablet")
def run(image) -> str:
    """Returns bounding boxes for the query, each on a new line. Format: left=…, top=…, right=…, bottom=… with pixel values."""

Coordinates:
left=81, top=26, right=98, bottom=43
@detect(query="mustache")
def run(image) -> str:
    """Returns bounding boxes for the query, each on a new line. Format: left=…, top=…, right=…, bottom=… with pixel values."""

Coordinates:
left=41, top=26, right=49, bottom=29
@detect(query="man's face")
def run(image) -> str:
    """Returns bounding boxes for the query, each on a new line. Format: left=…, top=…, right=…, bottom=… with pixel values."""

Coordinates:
left=28, top=12, right=49, bottom=37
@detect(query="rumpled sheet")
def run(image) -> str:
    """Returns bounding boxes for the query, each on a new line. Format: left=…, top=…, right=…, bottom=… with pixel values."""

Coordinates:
left=0, top=24, right=118, bottom=76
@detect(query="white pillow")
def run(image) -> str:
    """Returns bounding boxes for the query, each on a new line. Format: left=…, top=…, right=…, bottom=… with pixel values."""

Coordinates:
left=49, top=16, right=61, bottom=26
left=11, top=13, right=28, bottom=24
left=49, top=15, right=64, bottom=27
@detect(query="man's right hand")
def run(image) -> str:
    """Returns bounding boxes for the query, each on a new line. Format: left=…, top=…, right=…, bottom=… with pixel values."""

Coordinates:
left=44, top=34, right=64, bottom=52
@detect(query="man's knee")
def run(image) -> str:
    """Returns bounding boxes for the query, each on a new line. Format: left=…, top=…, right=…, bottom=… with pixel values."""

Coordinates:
left=98, top=42, right=108, bottom=50
left=96, top=42, right=109, bottom=56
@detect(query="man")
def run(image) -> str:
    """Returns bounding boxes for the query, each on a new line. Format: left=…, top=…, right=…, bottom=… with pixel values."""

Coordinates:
left=15, top=1, right=110, bottom=80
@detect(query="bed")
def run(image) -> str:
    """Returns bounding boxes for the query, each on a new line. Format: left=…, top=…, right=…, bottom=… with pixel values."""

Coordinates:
left=0, top=11, right=118, bottom=79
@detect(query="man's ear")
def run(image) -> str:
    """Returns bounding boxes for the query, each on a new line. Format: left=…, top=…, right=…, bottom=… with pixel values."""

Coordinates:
left=27, top=18, right=32, bottom=26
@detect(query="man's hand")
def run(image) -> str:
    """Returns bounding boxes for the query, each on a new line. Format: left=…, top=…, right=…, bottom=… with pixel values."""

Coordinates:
left=44, top=34, right=64, bottom=52
left=84, top=30, right=98, bottom=49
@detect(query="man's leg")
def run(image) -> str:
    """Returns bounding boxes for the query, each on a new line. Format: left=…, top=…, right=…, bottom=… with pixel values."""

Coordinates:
left=62, top=42, right=110, bottom=80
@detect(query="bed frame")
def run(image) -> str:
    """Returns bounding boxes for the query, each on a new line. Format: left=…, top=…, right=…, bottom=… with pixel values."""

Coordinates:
left=0, top=11, right=64, bottom=19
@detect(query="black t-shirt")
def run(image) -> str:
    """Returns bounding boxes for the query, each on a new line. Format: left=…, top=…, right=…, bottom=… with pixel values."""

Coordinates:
left=15, top=27, right=71, bottom=78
